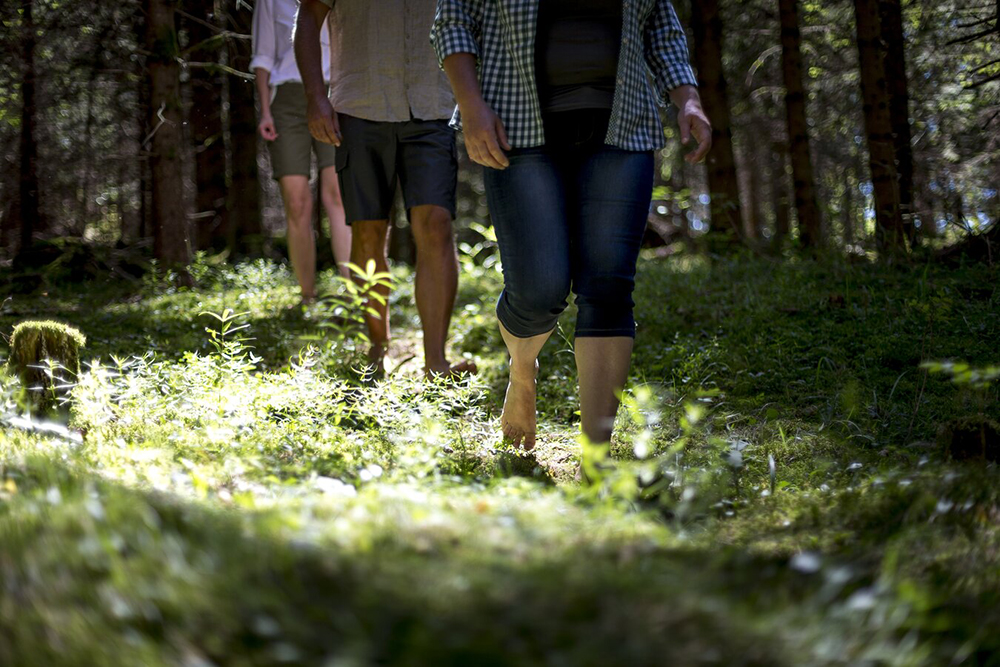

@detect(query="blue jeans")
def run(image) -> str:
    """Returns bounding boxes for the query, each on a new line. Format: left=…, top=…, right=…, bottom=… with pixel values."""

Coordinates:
left=483, top=129, right=653, bottom=339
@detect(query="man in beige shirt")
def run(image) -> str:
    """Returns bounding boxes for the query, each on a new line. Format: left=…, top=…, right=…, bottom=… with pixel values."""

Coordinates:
left=296, top=0, right=474, bottom=378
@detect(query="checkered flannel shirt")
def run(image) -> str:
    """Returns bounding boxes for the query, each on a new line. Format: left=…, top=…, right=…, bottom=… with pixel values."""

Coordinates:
left=430, top=0, right=697, bottom=150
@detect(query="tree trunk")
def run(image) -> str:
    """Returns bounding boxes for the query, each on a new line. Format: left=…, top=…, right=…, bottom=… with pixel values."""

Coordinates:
left=189, top=1, right=229, bottom=251
left=770, top=140, right=791, bottom=249
left=878, top=0, right=916, bottom=246
left=146, top=0, right=191, bottom=269
left=226, top=3, right=263, bottom=257
left=746, top=128, right=765, bottom=242
left=689, top=0, right=743, bottom=250
left=842, top=168, right=854, bottom=247
left=14, top=0, right=42, bottom=256
left=854, top=0, right=906, bottom=257
left=778, top=0, right=822, bottom=249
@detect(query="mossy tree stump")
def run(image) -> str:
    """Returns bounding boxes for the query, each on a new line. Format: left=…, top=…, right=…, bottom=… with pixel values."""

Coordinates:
left=6, top=320, right=86, bottom=409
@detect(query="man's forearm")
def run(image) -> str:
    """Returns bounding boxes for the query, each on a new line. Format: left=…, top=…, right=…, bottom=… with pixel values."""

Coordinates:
left=254, top=68, right=272, bottom=116
left=294, top=0, right=330, bottom=104
left=442, top=53, right=482, bottom=110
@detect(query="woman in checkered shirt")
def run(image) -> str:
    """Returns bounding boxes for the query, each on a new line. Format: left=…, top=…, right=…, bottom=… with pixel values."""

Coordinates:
left=432, top=0, right=711, bottom=472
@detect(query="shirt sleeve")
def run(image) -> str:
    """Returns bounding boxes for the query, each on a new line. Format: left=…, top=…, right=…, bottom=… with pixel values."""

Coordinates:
left=430, top=0, right=485, bottom=68
left=644, top=0, right=698, bottom=102
left=249, top=0, right=276, bottom=73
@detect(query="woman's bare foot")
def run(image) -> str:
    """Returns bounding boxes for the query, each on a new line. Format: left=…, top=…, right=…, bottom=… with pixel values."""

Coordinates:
left=501, top=360, right=538, bottom=450
left=425, top=358, right=479, bottom=380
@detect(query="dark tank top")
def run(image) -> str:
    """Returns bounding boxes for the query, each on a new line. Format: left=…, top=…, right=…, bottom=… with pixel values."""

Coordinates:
left=534, top=0, right=623, bottom=114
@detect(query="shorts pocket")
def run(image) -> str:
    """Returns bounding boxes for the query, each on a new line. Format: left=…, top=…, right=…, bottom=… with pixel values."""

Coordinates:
left=335, top=146, right=349, bottom=172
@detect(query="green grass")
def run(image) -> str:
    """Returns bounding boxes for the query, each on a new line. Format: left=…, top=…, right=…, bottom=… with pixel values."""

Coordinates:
left=1, top=253, right=998, bottom=665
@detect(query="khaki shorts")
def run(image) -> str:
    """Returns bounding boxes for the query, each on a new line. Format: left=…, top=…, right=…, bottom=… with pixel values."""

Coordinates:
left=267, top=82, right=337, bottom=180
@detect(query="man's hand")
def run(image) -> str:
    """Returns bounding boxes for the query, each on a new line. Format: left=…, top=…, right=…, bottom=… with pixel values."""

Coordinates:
left=307, top=95, right=341, bottom=146
left=460, top=98, right=510, bottom=170
left=670, top=85, right=712, bottom=164
left=258, top=114, right=278, bottom=142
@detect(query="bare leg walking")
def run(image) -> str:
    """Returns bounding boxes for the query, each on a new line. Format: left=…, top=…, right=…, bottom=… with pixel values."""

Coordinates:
left=319, top=166, right=351, bottom=278
left=350, top=219, right=391, bottom=372
left=410, top=204, right=475, bottom=377
left=279, top=175, right=317, bottom=302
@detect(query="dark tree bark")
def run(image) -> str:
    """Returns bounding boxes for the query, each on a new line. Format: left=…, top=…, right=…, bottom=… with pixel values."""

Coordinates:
left=689, top=0, right=744, bottom=250
left=778, top=0, right=822, bottom=249
left=854, top=0, right=906, bottom=257
left=189, top=1, right=229, bottom=251
left=746, top=128, right=766, bottom=242
left=14, top=0, right=43, bottom=256
left=223, top=1, right=263, bottom=257
left=146, top=0, right=191, bottom=268
left=878, top=0, right=916, bottom=245
left=841, top=168, right=854, bottom=247
left=770, top=141, right=791, bottom=249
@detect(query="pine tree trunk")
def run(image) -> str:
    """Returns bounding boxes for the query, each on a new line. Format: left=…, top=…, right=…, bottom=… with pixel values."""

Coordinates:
left=15, top=0, right=42, bottom=256
left=689, top=0, right=744, bottom=250
left=770, top=140, right=791, bottom=249
left=746, top=128, right=765, bottom=242
left=878, top=0, right=915, bottom=246
left=778, top=0, right=822, bottom=249
left=854, top=0, right=906, bottom=257
left=189, top=1, right=229, bottom=251
left=226, top=3, right=263, bottom=257
left=146, top=0, right=191, bottom=269
left=842, top=168, right=855, bottom=247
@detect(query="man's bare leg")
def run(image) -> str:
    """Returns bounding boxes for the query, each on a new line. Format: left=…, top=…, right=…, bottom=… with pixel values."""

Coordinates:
left=351, top=219, right=391, bottom=373
left=410, top=204, right=476, bottom=377
left=319, top=166, right=351, bottom=278
left=278, top=175, right=316, bottom=302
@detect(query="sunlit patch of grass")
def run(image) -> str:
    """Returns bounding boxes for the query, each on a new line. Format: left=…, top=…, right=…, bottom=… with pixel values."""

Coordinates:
left=0, top=255, right=998, bottom=664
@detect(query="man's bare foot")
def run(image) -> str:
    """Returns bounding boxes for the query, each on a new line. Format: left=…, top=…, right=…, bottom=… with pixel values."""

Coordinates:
left=501, top=360, right=538, bottom=450
left=425, top=358, right=479, bottom=380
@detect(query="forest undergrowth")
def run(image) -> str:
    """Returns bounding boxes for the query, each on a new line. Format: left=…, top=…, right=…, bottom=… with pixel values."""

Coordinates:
left=0, top=252, right=998, bottom=666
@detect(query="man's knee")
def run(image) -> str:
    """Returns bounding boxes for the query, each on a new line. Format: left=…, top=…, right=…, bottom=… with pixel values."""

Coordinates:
left=351, top=220, right=388, bottom=255
left=410, top=206, right=453, bottom=250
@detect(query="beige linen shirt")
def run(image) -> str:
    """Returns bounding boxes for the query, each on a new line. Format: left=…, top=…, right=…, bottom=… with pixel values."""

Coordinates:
left=318, top=0, right=455, bottom=122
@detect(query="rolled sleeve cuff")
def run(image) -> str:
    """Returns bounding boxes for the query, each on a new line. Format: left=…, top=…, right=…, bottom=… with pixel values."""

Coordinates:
left=250, top=55, right=275, bottom=74
left=653, top=63, right=698, bottom=103
left=431, top=26, right=481, bottom=69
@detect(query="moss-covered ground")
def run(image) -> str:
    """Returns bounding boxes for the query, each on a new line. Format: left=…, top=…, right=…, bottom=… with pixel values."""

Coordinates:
left=1, top=253, right=998, bottom=665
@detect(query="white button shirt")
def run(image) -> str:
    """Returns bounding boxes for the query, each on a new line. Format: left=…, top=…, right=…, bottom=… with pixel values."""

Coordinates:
left=250, top=0, right=333, bottom=87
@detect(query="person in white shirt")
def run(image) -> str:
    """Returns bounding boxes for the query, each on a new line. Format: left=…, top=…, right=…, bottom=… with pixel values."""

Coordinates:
left=251, top=0, right=351, bottom=300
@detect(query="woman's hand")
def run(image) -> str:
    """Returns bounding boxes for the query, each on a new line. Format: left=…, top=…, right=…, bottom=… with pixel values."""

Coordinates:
left=460, top=98, right=511, bottom=170
left=258, top=113, right=278, bottom=142
left=669, top=85, right=712, bottom=164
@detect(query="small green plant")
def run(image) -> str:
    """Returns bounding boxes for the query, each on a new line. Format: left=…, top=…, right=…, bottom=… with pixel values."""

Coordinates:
left=199, top=309, right=261, bottom=375
left=312, top=260, right=395, bottom=373
left=6, top=320, right=86, bottom=410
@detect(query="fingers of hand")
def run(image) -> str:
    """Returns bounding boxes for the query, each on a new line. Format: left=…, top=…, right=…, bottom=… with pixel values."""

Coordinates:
left=679, top=113, right=692, bottom=144
left=485, top=135, right=509, bottom=168
left=496, top=119, right=511, bottom=151
left=312, top=116, right=338, bottom=146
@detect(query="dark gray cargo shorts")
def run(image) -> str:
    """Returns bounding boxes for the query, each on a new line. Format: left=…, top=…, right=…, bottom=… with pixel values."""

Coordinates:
left=335, top=114, right=457, bottom=224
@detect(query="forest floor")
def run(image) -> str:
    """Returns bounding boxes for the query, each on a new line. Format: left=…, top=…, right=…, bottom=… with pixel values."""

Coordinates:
left=1, top=252, right=999, bottom=666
